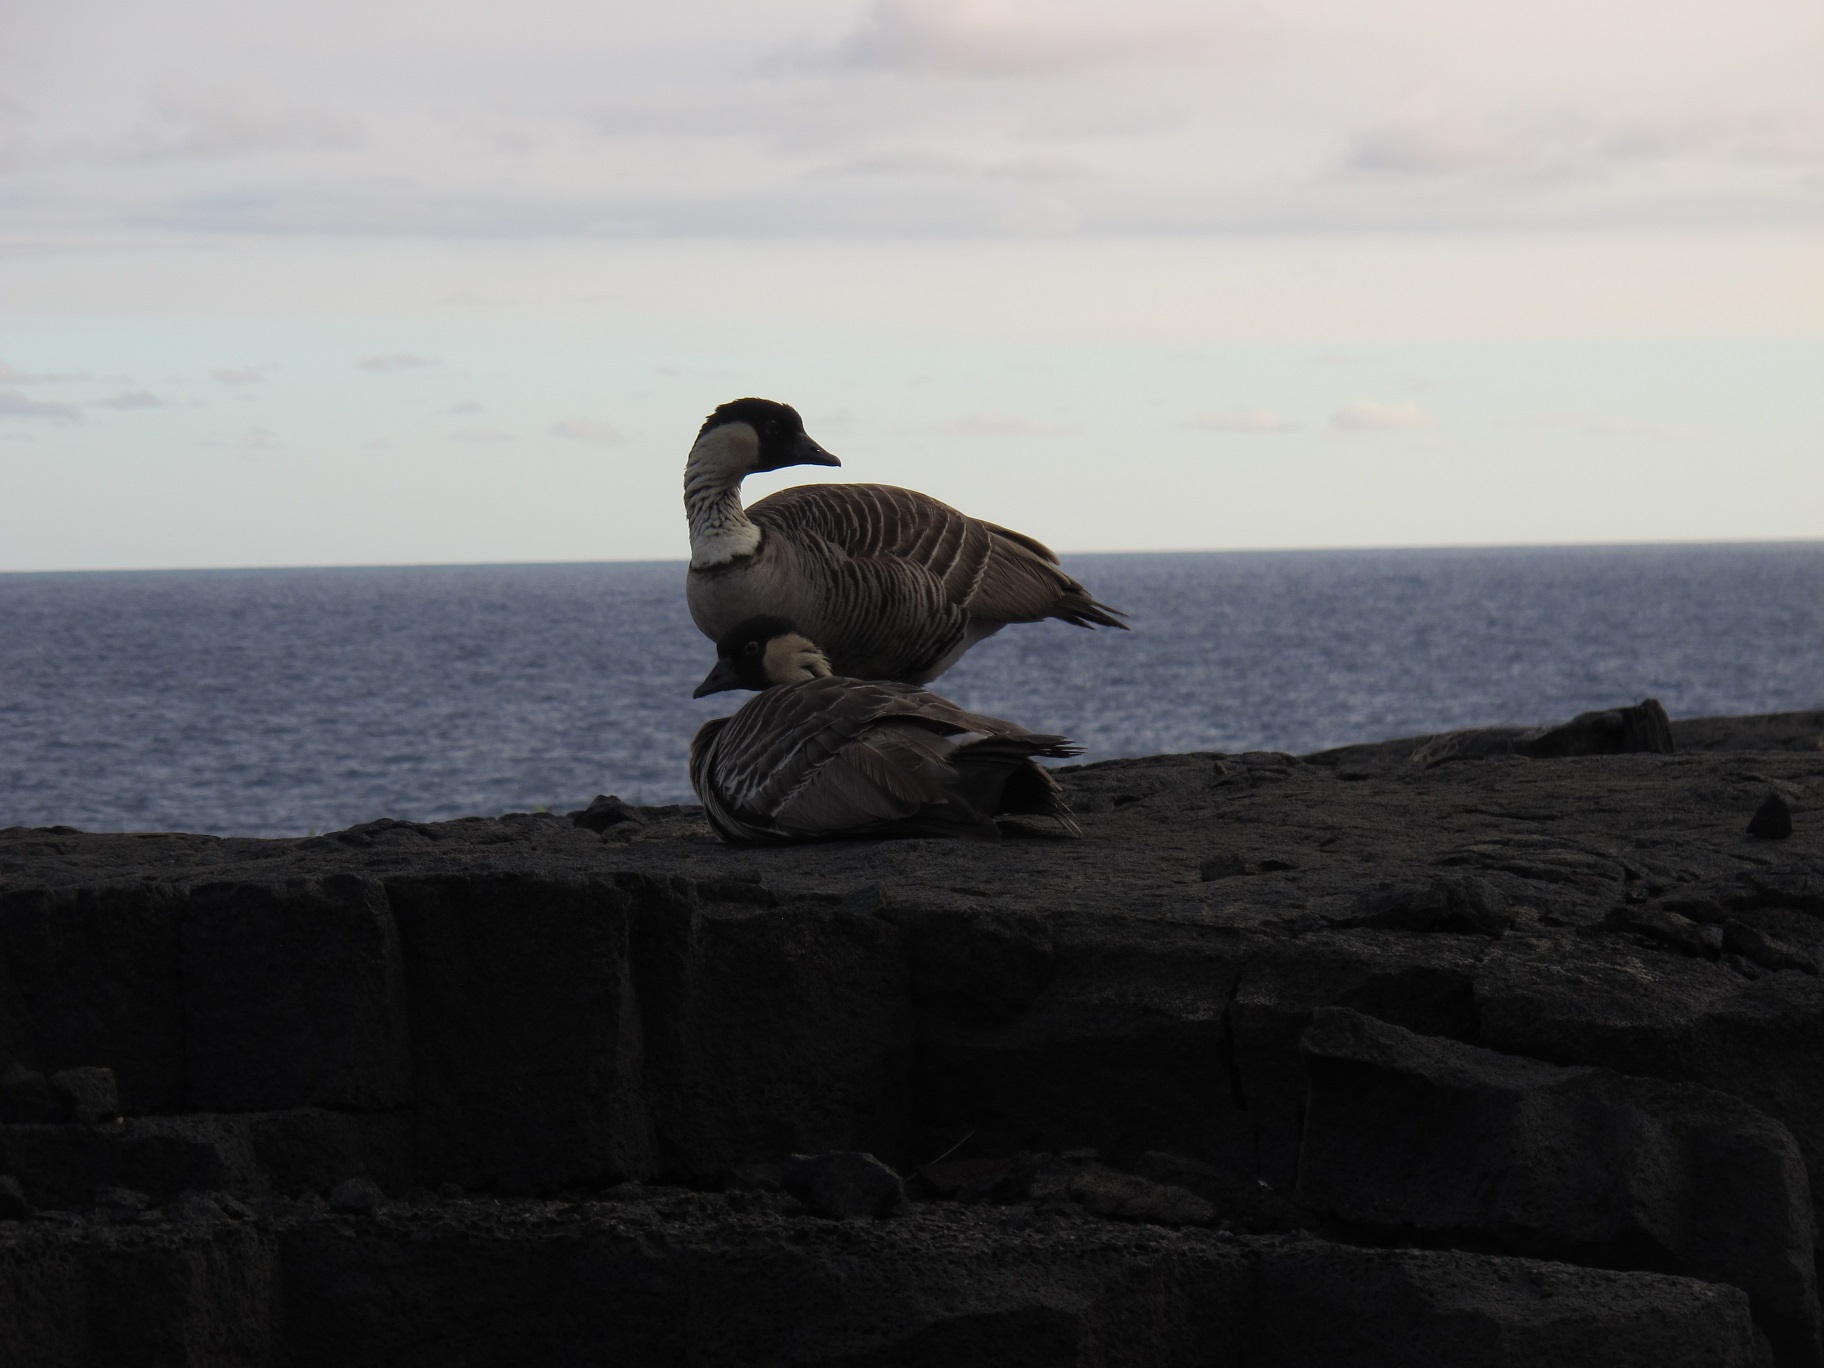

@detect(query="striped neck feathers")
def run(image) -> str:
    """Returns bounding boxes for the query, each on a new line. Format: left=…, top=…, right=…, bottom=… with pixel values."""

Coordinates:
left=763, top=634, right=833, bottom=686
left=685, top=422, right=762, bottom=568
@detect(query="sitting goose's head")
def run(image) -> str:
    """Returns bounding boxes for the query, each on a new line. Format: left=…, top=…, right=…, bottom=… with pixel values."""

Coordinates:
left=689, top=398, right=841, bottom=482
left=694, top=615, right=835, bottom=697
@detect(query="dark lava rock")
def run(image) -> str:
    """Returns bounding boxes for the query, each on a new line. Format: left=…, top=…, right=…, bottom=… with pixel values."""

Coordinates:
left=328, top=1176, right=385, bottom=1215
left=90, top=1185, right=150, bottom=1223
left=1199, top=852, right=1297, bottom=880
left=1411, top=697, right=1676, bottom=765
left=1752, top=792, right=1796, bottom=840
left=1063, top=1168, right=1216, bottom=1227
left=916, top=1156, right=1025, bottom=1202
left=1342, top=875, right=1512, bottom=936
left=0, top=1176, right=27, bottom=1220
left=782, top=1151, right=908, bottom=1219
left=49, top=1067, right=118, bottom=1125
left=0, top=1066, right=54, bottom=1123
left=1725, top=920, right=1820, bottom=976
left=1251, top=1236, right=1761, bottom=1367
left=165, top=1189, right=236, bottom=1223
left=1606, top=904, right=1726, bottom=957
left=568, top=794, right=642, bottom=833
left=1298, top=1006, right=1820, bottom=1364
left=0, top=707, right=1819, bottom=1363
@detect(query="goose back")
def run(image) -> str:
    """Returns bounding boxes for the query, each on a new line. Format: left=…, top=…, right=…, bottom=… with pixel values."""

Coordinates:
left=689, top=674, right=1079, bottom=843
left=686, top=482, right=1122, bottom=683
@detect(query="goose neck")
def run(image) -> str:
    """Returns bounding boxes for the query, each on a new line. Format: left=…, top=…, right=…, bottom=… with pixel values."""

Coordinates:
left=684, top=463, right=760, bottom=568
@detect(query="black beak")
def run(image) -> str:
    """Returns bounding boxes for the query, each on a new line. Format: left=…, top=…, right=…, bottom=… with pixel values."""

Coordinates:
left=791, top=432, right=840, bottom=469
left=693, top=658, right=745, bottom=698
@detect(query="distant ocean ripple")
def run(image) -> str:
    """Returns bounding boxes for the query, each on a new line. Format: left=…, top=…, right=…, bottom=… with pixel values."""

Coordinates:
left=1, top=543, right=1819, bottom=837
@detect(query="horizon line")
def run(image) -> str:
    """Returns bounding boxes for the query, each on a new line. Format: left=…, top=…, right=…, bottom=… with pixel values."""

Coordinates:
left=3, top=535, right=1819, bottom=578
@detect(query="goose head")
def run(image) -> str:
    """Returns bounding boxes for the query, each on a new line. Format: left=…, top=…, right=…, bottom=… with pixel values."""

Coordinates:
left=688, top=398, right=840, bottom=483
left=694, top=614, right=835, bottom=697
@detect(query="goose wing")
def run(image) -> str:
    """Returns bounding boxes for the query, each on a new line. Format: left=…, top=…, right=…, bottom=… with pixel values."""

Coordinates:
left=747, top=483, right=992, bottom=605
left=787, top=540, right=969, bottom=683
left=749, top=482, right=1123, bottom=630
left=692, top=676, right=1070, bottom=841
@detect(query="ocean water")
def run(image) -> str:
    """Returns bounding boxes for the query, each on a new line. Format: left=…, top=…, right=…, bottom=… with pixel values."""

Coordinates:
left=1, top=543, right=1819, bottom=838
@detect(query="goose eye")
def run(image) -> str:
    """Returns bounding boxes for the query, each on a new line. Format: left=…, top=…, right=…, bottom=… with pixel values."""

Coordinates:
left=744, top=641, right=761, bottom=655
left=762, top=419, right=778, bottom=434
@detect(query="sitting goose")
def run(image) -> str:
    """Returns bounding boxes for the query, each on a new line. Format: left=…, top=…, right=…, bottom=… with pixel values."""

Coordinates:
left=689, top=615, right=1082, bottom=843
left=684, top=397, right=1125, bottom=684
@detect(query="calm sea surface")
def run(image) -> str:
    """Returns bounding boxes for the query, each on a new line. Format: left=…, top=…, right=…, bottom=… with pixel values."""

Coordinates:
left=2, top=544, right=1819, bottom=837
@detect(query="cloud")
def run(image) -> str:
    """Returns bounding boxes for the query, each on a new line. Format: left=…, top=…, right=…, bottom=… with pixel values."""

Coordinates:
left=927, top=412, right=1062, bottom=437
left=0, top=390, right=80, bottom=420
left=0, top=361, right=99, bottom=384
left=451, top=428, right=515, bottom=443
left=94, top=390, right=166, bottom=411
left=1188, top=407, right=1299, bottom=434
left=548, top=418, right=624, bottom=447
left=356, top=353, right=438, bottom=373
left=996, top=196, right=1080, bottom=233
left=211, top=367, right=267, bottom=384
left=449, top=401, right=484, bottom=415
left=814, top=148, right=969, bottom=178
left=832, top=0, right=1213, bottom=77
left=1341, top=97, right=1824, bottom=186
left=1331, top=400, right=1429, bottom=432
left=124, top=87, right=365, bottom=161
left=813, top=147, right=1088, bottom=183
left=203, top=427, right=282, bottom=454
left=1519, top=412, right=1680, bottom=440
left=1345, top=105, right=1499, bottom=177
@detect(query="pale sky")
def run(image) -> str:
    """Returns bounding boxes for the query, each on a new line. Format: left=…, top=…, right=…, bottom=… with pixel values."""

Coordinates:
left=2, top=0, right=1820, bottom=570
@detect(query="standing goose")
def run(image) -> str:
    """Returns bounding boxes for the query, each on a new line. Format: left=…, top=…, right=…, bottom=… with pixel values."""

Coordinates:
left=689, top=615, right=1082, bottom=843
left=684, top=398, right=1125, bottom=684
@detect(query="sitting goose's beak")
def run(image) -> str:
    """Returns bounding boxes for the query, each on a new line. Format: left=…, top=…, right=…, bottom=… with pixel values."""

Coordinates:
left=693, top=658, right=745, bottom=698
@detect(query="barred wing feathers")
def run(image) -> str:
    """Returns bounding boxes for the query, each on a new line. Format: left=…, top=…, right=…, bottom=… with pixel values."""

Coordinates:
left=688, top=676, right=1079, bottom=843
left=748, top=483, right=1125, bottom=630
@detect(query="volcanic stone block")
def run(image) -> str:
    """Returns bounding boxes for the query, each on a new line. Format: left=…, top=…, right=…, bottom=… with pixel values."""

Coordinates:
left=1411, top=698, right=1676, bottom=765
left=327, top=1177, right=384, bottom=1215
left=0, top=885, right=187, bottom=1113
left=913, top=918, right=1245, bottom=1167
left=0, top=1065, right=55, bottom=1123
left=1340, top=875, right=1513, bottom=936
left=1298, top=1007, right=1819, bottom=1366
left=1481, top=934, right=1824, bottom=1234
left=1750, top=793, right=1795, bottom=840
left=1690, top=973, right=1824, bottom=1235
left=683, top=1215, right=1253, bottom=1368
left=636, top=890, right=912, bottom=1179
left=1230, top=931, right=1491, bottom=1189
left=871, top=897, right=1055, bottom=1027
left=50, top=1066, right=119, bottom=1124
left=240, top=1108, right=413, bottom=1198
left=1054, top=1167, right=1218, bottom=1228
left=388, top=873, right=656, bottom=1192
left=0, top=1117, right=258, bottom=1207
left=782, top=1151, right=907, bottom=1219
left=0, top=1221, right=278, bottom=1368
left=1473, top=930, right=1741, bottom=1080
left=181, top=877, right=411, bottom=1113
left=278, top=1219, right=687, bottom=1367
left=1250, top=1237, right=1761, bottom=1368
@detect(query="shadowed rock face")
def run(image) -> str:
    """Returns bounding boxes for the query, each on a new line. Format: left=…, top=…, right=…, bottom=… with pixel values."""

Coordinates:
left=0, top=708, right=1819, bottom=1366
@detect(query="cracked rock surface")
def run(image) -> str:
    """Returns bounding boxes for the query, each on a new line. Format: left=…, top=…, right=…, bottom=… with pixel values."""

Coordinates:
left=1, top=708, right=1820, bottom=1366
